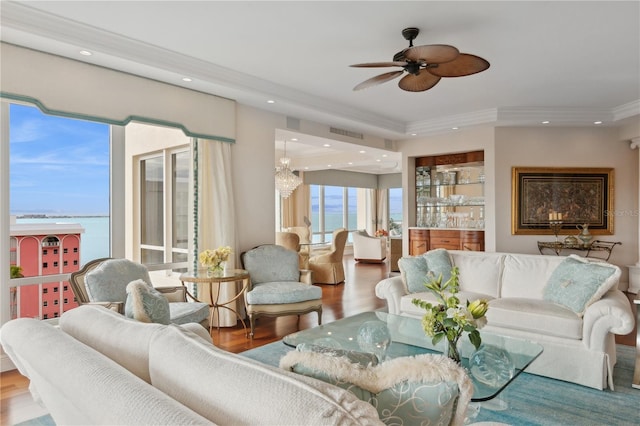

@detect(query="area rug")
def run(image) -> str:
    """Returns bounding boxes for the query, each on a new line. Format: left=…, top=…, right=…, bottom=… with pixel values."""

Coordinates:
left=241, top=343, right=639, bottom=426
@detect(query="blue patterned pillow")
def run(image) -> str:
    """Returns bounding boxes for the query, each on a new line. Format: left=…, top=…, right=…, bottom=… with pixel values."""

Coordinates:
left=543, top=255, right=618, bottom=316
left=424, top=249, right=454, bottom=284
left=125, top=279, right=170, bottom=324
left=398, top=256, right=430, bottom=293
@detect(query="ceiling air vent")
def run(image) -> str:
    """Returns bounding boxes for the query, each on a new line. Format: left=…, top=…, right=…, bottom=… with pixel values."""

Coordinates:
left=330, top=127, right=364, bottom=140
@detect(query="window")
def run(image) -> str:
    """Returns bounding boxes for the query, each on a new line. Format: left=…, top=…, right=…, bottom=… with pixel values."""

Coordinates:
left=63, top=285, right=68, bottom=291
left=388, top=187, right=403, bottom=234
left=43, top=249, right=48, bottom=256
left=73, top=260, right=78, bottom=266
left=53, top=287, right=59, bottom=293
left=63, top=298, right=68, bottom=304
left=54, top=299, right=59, bottom=305
left=63, top=248, right=68, bottom=254
left=138, top=143, right=190, bottom=268
left=73, top=248, right=78, bottom=253
left=53, top=249, right=58, bottom=254
left=42, top=262, right=48, bottom=268
left=43, top=288, right=48, bottom=294
left=63, top=261, right=68, bottom=266
left=310, top=184, right=361, bottom=243
left=53, top=261, right=58, bottom=267
left=43, top=314, right=48, bottom=319
left=43, top=301, right=48, bottom=307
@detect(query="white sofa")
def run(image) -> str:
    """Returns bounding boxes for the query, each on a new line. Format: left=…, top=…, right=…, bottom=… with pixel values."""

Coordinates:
left=0, top=305, right=383, bottom=425
left=375, top=250, right=635, bottom=390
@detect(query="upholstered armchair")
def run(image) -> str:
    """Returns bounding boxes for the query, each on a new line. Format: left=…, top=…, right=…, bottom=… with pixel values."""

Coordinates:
left=284, top=226, right=311, bottom=244
left=308, top=228, right=348, bottom=284
left=69, top=258, right=209, bottom=328
left=241, top=245, right=323, bottom=337
left=275, top=231, right=301, bottom=252
left=281, top=348, right=473, bottom=426
left=352, top=230, right=387, bottom=263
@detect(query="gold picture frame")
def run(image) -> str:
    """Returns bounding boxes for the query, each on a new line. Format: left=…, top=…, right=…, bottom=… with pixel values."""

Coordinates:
left=511, top=167, right=614, bottom=235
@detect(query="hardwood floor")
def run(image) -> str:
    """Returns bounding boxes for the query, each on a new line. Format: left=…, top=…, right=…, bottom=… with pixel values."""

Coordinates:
left=1, top=255, right=637, bottom=425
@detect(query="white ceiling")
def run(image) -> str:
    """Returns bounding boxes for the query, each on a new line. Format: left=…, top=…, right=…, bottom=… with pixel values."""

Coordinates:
left=2, top=1, right=639, bottom=174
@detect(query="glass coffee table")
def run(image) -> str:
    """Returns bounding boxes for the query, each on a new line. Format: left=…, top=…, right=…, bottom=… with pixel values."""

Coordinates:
left=284, top=311, right=543, bottom=402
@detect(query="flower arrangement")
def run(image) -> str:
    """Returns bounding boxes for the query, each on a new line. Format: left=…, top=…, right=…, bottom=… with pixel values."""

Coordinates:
left=374, top=229, right=388, bottom=237
left=199, top=246, right=232, bottom=276
left=412, top=266, right=488, bottom=362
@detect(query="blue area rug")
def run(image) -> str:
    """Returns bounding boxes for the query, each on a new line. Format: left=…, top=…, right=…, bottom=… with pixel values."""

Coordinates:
left=241, top=343, right=639, bottom=425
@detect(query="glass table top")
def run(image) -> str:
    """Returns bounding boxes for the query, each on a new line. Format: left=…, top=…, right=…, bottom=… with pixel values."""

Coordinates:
left=284, top=311, right=543, bottom=401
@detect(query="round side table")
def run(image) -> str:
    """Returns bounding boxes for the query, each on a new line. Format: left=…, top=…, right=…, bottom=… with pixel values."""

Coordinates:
left=179, top=269, right=250, bottom=337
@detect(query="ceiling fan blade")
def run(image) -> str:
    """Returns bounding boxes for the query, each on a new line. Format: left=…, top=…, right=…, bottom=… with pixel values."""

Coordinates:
left=428, top=53, right=490, bottom=77
left=404, top=44, right=459, bottom=63
left=398, top=71, right=441, bottom=92
left=350, top=61, right=408, bottom=68
left=353, top=70, right=404, bottom=91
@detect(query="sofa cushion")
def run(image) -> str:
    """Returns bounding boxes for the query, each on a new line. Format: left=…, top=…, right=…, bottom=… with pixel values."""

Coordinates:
left=449, top=251, right=503, bottom=298
left=246, top=281, right=322, bottom=304
left=501, top=254, right=565, bottom=299
left=543, top=255, right=619, bottom=316
left=125, top=279, right=171, bottom=324
left=398, top=256, right=430, bottom=293
left=423, top=248, right=454, bottom=283
left=148, top=325, right=383, bottom=425
left=487, top=298, right=583, bottom=339
left=59, top=305, right=212, bottom=383
left=85, top=258, right=151, bottom=303
left=401, top=291, right=494, bottom=318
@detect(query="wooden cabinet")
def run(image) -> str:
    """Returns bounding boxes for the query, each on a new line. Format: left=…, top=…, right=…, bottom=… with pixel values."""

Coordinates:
left=409, top=229, right=429, bottom=256
left=409, top=228, right=484, bottom=254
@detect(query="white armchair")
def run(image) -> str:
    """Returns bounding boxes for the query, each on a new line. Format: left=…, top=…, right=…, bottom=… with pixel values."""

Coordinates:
left=353, top=230, right=387, bottom=263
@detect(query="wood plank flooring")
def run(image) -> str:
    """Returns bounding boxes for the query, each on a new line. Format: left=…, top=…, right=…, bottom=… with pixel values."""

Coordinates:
left=1, top=255, right=636, bottom=425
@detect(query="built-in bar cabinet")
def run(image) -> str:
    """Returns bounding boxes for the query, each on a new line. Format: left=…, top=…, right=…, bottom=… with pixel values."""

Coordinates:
left=409, top=151, right=485, bottom=255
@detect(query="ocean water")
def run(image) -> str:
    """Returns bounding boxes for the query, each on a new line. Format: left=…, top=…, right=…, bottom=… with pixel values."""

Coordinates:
left=16, top=216, right=110, bottom=266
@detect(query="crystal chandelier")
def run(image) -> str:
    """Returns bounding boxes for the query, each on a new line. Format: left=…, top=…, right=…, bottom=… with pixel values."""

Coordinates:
left=275, top=140, right=302, bottom=198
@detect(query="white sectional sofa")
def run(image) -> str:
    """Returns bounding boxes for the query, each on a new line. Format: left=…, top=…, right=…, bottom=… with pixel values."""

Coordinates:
left=0, top=305, right=383, bottom=425
left=375, top=249, right=635, bottom=390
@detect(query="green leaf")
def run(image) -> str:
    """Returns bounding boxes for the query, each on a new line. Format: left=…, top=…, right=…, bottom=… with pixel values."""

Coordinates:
left=432, top=332, right=445, bottom=345
left=469, top=330, right=482, bottom=349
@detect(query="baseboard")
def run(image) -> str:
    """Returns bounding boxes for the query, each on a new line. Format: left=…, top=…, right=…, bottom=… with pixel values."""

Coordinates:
left=1, top=352, right=17, bottom=372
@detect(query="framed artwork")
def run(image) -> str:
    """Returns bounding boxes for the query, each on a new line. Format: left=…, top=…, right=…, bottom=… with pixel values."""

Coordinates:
left=511, top=167, right=614, bottom=235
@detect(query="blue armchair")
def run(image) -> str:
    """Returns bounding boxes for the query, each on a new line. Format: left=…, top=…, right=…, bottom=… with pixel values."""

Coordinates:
left=241, top=245, right=323, bottom=337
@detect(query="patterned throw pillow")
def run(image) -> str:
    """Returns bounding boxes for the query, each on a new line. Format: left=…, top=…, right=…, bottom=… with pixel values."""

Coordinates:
left=543, top=255, right=618, bottom=316
left=125, top=279, right=171, bottom=324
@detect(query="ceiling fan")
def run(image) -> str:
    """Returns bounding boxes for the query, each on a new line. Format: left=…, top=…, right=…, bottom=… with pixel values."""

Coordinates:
left=351, top=27, right=490, bottom=92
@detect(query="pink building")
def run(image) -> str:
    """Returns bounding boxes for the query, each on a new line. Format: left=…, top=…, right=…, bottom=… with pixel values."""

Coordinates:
left=10, top=217, right=84, bottom=319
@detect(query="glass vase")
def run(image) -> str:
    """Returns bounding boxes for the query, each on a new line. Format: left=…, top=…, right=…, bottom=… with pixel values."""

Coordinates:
left=446, top=336, right=462, bottom=364
left=207, top=262, right=225, bottom=277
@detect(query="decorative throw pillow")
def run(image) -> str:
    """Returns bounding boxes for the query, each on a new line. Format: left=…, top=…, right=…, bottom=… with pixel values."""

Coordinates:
left=543, top=255, right=618, bottom=316
left=125, top=279, right=171, bottom=324
left=423, top=248, right=454, bottom=284
left=398, top=256, right=430, bottom=293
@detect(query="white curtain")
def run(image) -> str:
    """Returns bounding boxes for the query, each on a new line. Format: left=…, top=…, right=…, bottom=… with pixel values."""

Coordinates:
left=365, top=188, right=388, bottom=235
left=196, top=139, right=243, bottom=327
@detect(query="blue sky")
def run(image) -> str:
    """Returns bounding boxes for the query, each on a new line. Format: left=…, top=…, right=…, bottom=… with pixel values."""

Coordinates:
left=9, top=104, right=110, bottom=216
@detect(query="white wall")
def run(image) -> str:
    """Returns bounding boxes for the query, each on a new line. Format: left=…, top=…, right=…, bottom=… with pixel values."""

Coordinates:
left=393, top=123, right=639, bottom=291
left=494, top=126, right=639, bottom=289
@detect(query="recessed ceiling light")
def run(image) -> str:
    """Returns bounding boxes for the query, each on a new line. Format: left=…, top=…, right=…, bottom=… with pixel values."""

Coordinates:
left=359, top=150, right=366, bottom=154
left=348, top=162, right=353, bottom=165
left=182, top=77, right=192, bottom=82
left=291, top=138, right=298, bottom=141
left=323, top=143, right=331, bottom=147
left=266, top=100, right=275, bottom=104
left=542, top=120, right=550, bottom=124
left=304, top=166, right=309, bottom=170
left=327, top=164, right=332, bottom=167
left=79, top=50, right=92, bottom=56
left=376, top=159, right=381, bottom=162
left=594, top=121, right=603, bottom=125
left=452, top=127, right=459, bottom=130
left=411, top=133, right=417, bottom=136
left=382, top=154, right=388, bottom=158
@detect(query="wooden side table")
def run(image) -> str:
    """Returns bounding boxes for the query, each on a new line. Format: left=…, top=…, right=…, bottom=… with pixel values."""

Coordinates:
left=179, top=269, right=250, bottom=337
left=633, top=298, right=640, bottom=389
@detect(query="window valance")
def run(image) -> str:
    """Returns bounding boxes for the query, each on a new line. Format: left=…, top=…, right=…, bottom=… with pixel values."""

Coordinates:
left=0, top=43, right=235, bottom=143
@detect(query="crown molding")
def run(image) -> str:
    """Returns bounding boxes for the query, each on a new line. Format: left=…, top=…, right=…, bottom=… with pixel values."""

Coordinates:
left=0, top=2, right=405, bottom=137
left=613, top=100, right=640, bottom=121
